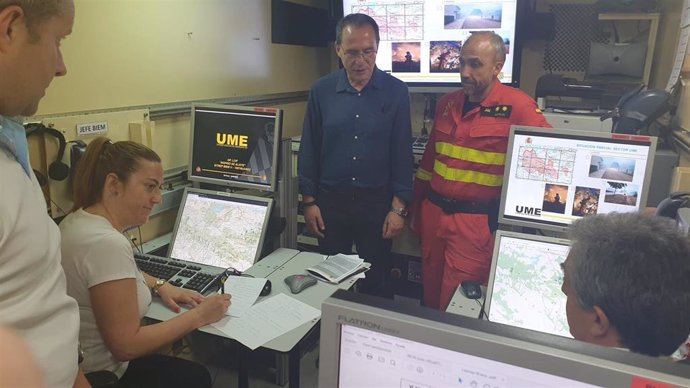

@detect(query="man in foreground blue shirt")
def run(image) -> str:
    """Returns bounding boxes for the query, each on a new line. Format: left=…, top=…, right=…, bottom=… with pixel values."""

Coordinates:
left=298, top=13, right=413, bottom=297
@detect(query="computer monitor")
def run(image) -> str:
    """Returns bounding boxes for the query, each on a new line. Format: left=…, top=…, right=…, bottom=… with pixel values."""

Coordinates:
left=188, top=103, right=283, bottom=192
left=320, top=290, right=690, bottom=387
left=484, top=231, right=571, bottom=337
left=499, top=126, right=657, bottom=232
left=168, top=187, right=273, bottom=272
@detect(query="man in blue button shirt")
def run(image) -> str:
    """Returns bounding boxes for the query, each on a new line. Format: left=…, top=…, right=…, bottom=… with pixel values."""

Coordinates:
left=298, top=13, right=413, bottom=297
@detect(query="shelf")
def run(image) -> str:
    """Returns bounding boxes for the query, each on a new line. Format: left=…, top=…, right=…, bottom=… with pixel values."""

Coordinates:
left=598, top=13, right=659, bottom=21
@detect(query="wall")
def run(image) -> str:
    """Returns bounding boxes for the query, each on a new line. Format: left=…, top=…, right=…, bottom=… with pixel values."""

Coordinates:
left=29, top=0, right=332, bottom=243
left=36, top=0, right=330, bottom=116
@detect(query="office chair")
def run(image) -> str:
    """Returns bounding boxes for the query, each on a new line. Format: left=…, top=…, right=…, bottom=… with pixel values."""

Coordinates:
left=600, top=86, right=673, bottom=135
left=84, top=370, right=118, bottom=388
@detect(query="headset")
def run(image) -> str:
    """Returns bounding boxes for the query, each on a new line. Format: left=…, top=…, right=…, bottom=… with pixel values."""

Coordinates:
left=656, top=192, right=690, bottom=219
left=25, top=123, right=82, bottom=181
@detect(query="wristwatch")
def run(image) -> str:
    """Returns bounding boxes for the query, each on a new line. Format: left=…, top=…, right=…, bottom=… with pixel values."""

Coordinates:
left=151, top=278, right=166, bottom=295
left=390, top=207, right=408, bottom=218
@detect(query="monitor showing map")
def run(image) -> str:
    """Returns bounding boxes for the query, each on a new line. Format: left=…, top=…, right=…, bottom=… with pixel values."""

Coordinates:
left=499, top=126, right=657, bottom=232
left=188, top=103, right=283, bottom=192
left=338, top=0, right=525, bottom=88
left=484, top=231, right=572, bottom=338
left=168, top=188, right=273, bottom=271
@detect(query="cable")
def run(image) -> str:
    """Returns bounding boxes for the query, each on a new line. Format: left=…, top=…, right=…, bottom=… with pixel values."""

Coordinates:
left=128, top=233, right=143, bottom=254
left=421, top=94, right=430, bottom=136
left=49, top=198, right=67, bottom=217
left=137, top=226, right=144, bottom=253
left=475, top=298, right=489, bottom=321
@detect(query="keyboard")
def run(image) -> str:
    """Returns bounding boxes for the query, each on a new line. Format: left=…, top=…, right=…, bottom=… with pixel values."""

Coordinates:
left=134, top=252, right=223, bottom=294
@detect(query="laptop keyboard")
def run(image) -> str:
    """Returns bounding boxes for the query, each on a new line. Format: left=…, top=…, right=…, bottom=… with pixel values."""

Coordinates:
left=134, top=252, right=221, bottom=294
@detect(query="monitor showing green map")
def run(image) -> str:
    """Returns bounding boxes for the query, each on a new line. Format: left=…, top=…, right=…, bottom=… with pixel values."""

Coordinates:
left=484, top=231, right=572, bottom=337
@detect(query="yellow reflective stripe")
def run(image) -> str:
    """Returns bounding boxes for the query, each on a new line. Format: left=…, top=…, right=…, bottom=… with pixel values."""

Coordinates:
left=415, top=168, right=432, bottom=181
left=433, top=160, right=503, bottom=187
left=435, top=142, right=505, bottom=166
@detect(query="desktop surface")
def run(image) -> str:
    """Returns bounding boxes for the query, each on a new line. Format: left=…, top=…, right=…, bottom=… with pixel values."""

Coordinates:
left=145, top=249, right=357, bottom=352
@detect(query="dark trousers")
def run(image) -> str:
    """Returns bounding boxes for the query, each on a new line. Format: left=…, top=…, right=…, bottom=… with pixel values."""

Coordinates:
left=317, top=185, right=392, bottom=298
left=117, top=354, right=211, bottom=388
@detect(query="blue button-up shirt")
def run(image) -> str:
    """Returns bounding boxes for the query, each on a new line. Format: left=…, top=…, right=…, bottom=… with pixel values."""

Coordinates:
left=298, top=68, right=413, bottom=203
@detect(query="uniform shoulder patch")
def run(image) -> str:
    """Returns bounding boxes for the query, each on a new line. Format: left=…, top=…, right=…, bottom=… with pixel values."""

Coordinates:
left=480, top=105, right=512, bottom=118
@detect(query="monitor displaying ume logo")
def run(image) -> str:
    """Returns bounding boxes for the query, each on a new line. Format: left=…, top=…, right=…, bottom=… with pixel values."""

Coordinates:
left=192, top=109, right=275, bottom=185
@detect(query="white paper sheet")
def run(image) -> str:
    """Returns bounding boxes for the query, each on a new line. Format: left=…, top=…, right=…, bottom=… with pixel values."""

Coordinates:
left=666, top=26, right=690, bottom=91
left=221, top=276, right=267, bottom=317
left=211, top=293, right=321, bottom=350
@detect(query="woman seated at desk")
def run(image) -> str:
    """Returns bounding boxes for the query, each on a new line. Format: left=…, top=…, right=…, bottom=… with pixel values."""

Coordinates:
left=60, top=137, right=231, bottom=388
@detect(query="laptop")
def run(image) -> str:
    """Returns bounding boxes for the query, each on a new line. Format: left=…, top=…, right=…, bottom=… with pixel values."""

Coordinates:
left=484, top=230, right=572, bottom=337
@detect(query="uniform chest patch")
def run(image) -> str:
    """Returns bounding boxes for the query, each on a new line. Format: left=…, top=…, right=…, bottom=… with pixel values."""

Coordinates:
left=480, top=105, right=512, bottom=118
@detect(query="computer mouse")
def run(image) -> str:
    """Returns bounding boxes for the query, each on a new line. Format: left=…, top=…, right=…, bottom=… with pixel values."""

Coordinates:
left=260, top=279, right=272, bottom=296
left=284, top=274, right=317, bottom=294
left=461, top=281, right=482, bottom=300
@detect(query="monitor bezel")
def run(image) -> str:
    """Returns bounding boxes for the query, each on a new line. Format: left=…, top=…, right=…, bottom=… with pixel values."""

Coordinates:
left=187, top=103, right=283, bottom=192
left=498, top=125, right=658, bottom=233
left=167, top=187, right=273, bottom=270
left=320, top=290, right=690, bottom=387
left=483, top=230, right=571, bottom=336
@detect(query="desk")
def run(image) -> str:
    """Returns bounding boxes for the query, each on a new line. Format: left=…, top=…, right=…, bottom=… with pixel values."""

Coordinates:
left=146, top=248, right=358, bottom=387
left=445, top=285, right=487, bottom=319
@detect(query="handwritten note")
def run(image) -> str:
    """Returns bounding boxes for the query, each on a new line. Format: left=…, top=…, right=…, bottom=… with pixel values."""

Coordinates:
left=211, top=293, right=321, bottom=350
left=221, top=276, right=266, bottom=317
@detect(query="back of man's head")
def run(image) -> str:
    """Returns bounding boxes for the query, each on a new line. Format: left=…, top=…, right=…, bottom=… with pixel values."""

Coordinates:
left=567, top=212, right=690, bottom=356
left=0, top=0, right=63, bottom=39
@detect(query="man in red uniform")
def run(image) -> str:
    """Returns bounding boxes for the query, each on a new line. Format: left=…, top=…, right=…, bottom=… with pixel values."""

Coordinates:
left=412, top=31, right=550, bottom=310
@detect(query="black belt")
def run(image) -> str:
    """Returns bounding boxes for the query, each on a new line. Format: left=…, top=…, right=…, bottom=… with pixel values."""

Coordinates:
left=427, top=189, right=491, bottom=215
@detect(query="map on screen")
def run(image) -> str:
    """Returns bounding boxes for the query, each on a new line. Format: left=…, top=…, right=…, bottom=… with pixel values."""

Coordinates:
left=169, top=191, right=270, bottom=271
left=486, top=233, right=572, bottom=338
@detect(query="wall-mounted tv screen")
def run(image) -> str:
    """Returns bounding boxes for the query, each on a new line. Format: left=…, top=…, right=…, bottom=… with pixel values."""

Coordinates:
left=337, top=0, right=524, bottom=89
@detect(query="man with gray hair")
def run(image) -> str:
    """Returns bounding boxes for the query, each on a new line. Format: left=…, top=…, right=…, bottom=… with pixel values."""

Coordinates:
left=299, top=13, right=413, bottom=297
left=0, top=0, right=89, bottom=386
left=412, top=31, right=550, bottom=310
left=562, top=212, right=690, bottom=357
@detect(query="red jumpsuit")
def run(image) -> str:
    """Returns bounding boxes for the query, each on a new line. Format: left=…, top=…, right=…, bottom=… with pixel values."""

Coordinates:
left=412, top=82, right=551, bottom=310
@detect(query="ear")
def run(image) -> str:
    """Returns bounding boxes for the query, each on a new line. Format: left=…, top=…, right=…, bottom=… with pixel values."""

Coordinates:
left=588, top=305, right=612, bottom=338
left=493, top=61, right=504, bottom=77
left=0, top=5, right=24, bottom=53
left=334, top=41, right=342, bottom=56
left=104, top=173, right=122, bottom=196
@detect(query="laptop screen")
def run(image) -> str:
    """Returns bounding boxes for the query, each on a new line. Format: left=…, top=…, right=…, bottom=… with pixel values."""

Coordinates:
left=485, top=231, right=572, bottom=337
left=168, top=188, right=272, bottom=271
